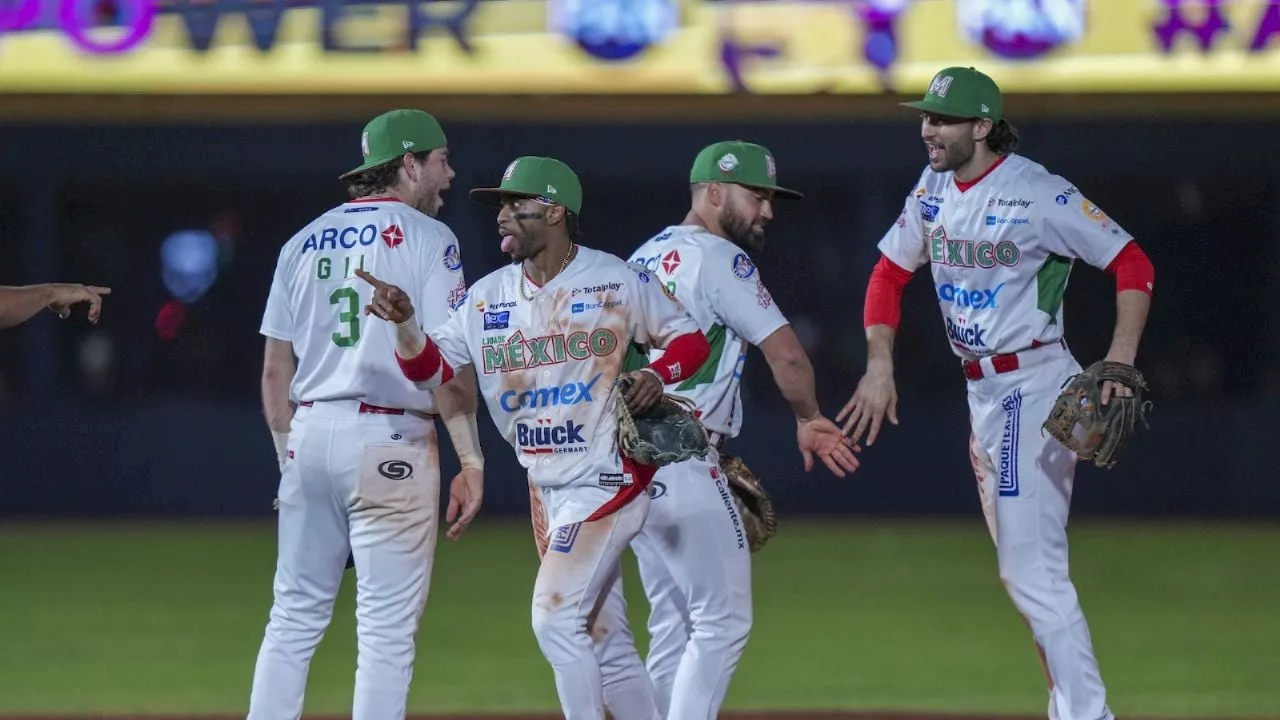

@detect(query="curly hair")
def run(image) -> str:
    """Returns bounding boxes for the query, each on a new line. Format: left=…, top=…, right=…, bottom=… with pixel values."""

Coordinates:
left=985, top=119, right=1020, bottom=156
left=343, top=151, right=429, bottom=200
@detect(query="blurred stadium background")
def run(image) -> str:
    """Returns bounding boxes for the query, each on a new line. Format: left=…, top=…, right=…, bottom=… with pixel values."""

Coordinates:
left=0, top=0, right=1277, bottom=718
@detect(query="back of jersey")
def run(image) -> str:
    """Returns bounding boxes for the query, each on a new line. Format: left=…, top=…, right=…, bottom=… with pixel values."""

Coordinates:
left=260, top=197, right=468, bottom=414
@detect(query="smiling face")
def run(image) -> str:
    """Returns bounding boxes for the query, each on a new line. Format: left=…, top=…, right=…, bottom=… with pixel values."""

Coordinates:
left=920, top=112, right=992, bottom=174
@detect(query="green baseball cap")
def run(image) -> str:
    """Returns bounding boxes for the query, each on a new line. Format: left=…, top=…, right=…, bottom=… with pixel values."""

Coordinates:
left=689, top=140, right=802, bottom=200
left=901, top=66, right=1004, bottom=122
left=340, top=109, right=448, bottom=179
left=469, top=156, right=583, bottom=215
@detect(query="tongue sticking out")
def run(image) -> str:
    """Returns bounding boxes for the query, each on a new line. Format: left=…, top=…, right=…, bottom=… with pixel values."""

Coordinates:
left=500, top=235, right=517, bottom=254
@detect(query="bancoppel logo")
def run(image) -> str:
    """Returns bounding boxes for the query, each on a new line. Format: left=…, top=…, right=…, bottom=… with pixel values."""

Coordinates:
left=986, top=215, right=1031, bottom=226
left=572, top=300, right=623, bottom=314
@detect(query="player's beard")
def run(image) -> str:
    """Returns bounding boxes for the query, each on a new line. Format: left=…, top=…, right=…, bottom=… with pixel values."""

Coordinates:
left=933, top=136, right=976, bottom=173
left=414, top=181, right=446, bottom=217
left=720, top=205, right=766, bottom=252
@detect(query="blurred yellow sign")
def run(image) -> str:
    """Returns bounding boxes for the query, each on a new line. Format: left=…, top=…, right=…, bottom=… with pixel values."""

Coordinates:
left=0, top=0, right=1278, bottom=94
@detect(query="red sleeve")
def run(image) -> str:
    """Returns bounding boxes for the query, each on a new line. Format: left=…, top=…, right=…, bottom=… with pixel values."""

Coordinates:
left=863, top=254, right=914, bottom=330
left=396, top=340, right=455, bottom=386
left=648, top=330, right=710, bottom=384
left=1104, top=240, right=1154, bottom=296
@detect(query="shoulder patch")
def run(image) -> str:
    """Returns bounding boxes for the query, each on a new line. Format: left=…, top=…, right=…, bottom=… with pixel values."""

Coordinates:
left=731, top=252, right=756, bottom=280
left=442, top=243, right=462, bottom=272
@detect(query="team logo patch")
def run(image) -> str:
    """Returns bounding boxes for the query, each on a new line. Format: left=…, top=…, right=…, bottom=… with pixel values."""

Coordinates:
left=361, top=131, right=370, bottom=157
left=731, top=253, right=756, bottom=280
left=718, top=153, right=739, bottom=172
left=660, top=250, right=681, bottom=274
left=503, top=160, right=520, bottom=179
left=998, top=389, right=1023, bottom=497
left=442, top=243, right=462, bottom=272
left=381, top=224, right=404, bottom=249
left=928, top=73, right=954, bottom=97
left=550, top=523, right=582, bottom=553
left=377, top=460, right=413, bottom=481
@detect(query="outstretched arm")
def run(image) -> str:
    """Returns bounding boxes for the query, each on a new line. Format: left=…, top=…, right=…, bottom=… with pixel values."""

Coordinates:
left=757, top=325, right=860, bottom=476
left=838, top=255, right=913, bottom=446
left=0, top=283, right=111, bottom=329
left=355, top=268, right=455, bottom=389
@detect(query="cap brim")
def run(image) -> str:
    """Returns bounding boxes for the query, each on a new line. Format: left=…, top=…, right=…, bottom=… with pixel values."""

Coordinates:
left=739, top=182, right=803, bottom=200
left=900, top=99, right=982, bottom=120
left=339, top=155, right=397, bottom=180
left=468, top=187, right=545, bottom=207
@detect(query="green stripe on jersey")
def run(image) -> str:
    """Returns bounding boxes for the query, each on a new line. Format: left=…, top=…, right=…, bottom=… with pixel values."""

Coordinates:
left=1036, top=253, right=1073, bottom=323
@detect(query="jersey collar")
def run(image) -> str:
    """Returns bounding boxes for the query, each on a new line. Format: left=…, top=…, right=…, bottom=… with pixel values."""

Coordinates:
left=953, top=155, right=1007, bottom=193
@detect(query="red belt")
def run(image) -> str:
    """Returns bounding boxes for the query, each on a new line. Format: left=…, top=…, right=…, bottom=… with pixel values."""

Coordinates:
left=298, top=400, right=406, bottom=415
left=961, top=338, right=1064, bottom=381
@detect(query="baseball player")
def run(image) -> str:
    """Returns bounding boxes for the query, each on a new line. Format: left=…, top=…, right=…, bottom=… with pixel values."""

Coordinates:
left=249, top=109, right=486, bottom=720
left=589, top=140, right=861, bottom=720
left=837, top=67, right=1155, bottom=720
left=0, top=282, right=110, bottom=328
left=358, top=155, right=713, bottom=720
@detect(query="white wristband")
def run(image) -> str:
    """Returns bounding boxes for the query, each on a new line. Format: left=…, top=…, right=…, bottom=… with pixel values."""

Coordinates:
left=394, top=317, right=427, bottom=359
left=271, top=430, right=289, bottom=469
left=445, top=412, right=484, bottom=470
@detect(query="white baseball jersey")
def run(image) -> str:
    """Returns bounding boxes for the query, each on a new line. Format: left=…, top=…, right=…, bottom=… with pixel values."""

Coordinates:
left=260, top=197, right=468, bottom=414
left=629, top=226, right=789, bottom=438
left=427, top=245, right=700, bottom=497
left=878, top=153, right=1133, bottom=360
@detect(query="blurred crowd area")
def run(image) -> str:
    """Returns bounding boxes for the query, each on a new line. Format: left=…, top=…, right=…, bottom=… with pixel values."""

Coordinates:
left=0, top=119, right=1276, bottom=413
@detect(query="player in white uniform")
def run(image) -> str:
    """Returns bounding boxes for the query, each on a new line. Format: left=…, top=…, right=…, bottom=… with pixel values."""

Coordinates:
left=838, top=68, right=1155, bottom=720
left=250, top=109, right=486, bottom=720
left=356, top=156, right=713, bottom=720
left=588, top=140, right=861, bottom=720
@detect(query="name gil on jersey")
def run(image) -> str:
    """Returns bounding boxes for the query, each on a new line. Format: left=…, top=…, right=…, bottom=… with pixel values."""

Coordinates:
left=929, top=227, right=1020, bottom=269
left=300, top=224, right=379, bottom=254
left=482, top=329, right=619, bottom=374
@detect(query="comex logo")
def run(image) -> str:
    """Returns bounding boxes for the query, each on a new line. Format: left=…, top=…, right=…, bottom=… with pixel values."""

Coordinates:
left=377, top=460, right=413, bottom=480
left=937, top=282, right=1004, bottom=310
left=499, top=373, right=602, bottom=412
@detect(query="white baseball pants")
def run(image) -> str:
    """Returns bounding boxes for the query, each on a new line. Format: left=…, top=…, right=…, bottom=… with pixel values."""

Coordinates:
left=247, top=399, right=440, bottom=720
left=530, top=464, right=654, bottom=720
left=967, top=345, right=1115, bottom=720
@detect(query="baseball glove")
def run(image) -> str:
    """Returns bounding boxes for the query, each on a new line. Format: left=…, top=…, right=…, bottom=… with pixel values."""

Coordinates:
left=1042, top=360, right=1152, bottom=469
left=719, top=452, right=777, bottom=553
left=615, top=375, right=711, bottom=467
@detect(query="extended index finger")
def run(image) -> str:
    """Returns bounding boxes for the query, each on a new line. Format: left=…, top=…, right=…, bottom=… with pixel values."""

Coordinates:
left=353, top=268, right=385, bottom=288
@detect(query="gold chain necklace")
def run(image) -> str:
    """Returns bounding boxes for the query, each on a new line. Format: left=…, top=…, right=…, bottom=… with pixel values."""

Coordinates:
left=520, top=242, right=576, bottom=302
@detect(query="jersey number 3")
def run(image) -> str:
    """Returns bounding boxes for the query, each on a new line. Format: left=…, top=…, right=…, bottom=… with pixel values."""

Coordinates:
left=330, top=287, right=361, bottom=348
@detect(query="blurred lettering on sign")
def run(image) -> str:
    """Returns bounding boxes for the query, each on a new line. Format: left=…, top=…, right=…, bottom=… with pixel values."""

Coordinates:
left=0, top=0, right=1279, bottom=93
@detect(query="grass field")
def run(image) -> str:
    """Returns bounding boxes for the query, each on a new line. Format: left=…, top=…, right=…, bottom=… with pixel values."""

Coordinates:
left=0, top=519, right=1275, bottom=719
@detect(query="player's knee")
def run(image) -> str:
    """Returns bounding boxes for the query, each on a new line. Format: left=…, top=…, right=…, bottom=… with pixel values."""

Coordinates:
left=531, top=594, right=582, bottom=660
left=998, top=563, right=1065, bottom=628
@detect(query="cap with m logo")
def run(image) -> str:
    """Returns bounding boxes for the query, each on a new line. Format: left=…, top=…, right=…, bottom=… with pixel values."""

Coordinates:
left=340, top=109, right=448, bottom=179
left=901, top=66, right=1004, bottom=122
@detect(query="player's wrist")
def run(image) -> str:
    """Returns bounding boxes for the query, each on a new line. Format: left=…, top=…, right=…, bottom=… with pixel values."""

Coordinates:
left=394, top=317, right=427, bottom=359
left=637, top=366, right=665, bottom=384
left=445, top=412, right=484, bottom=470
left=270, top=430, right=289, bottom=469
